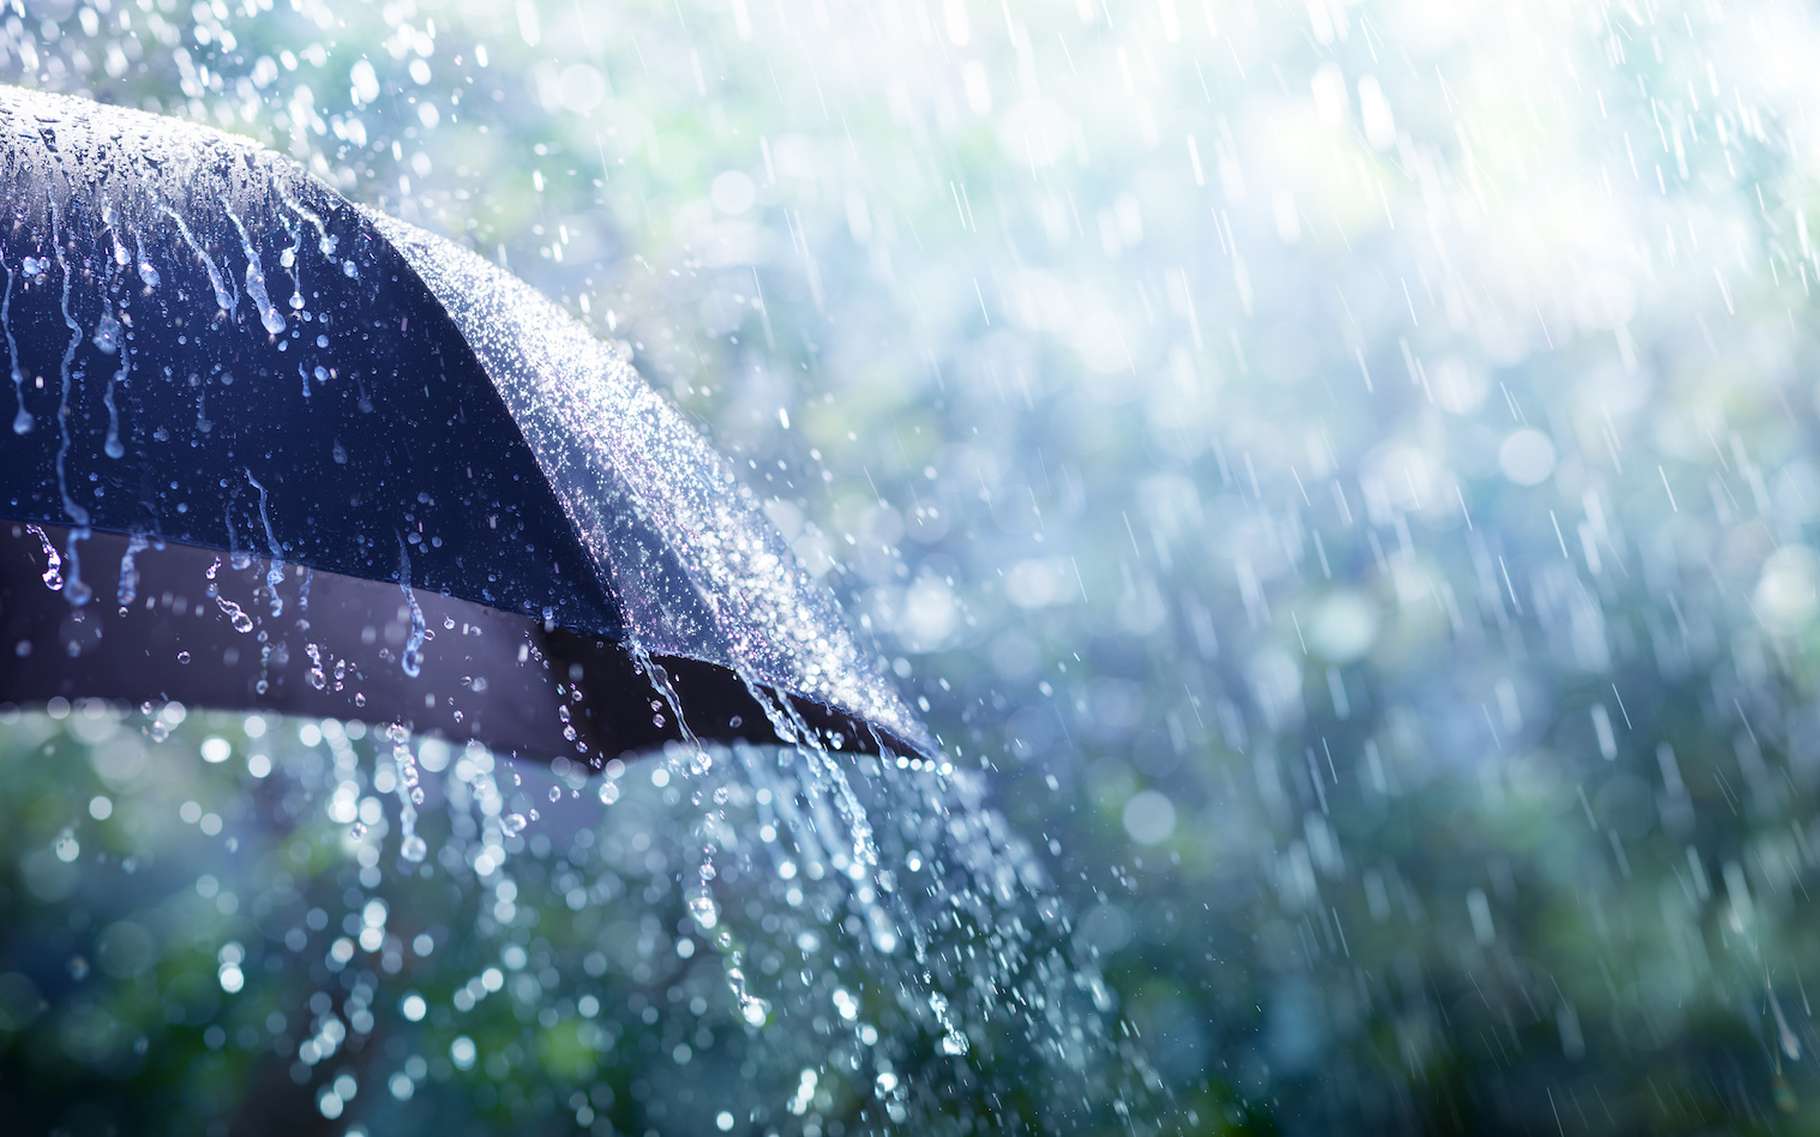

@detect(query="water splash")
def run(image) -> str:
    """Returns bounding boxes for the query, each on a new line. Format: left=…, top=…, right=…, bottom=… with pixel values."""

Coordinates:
left=215, top=596, right=253, bottom=634
left=203, top=555, right=254, bottom=634
left=47, top=196, right=90, bottom=606
left=24, top=523, right=62, bottom=591
left=388, top=722, right=427, bottom=864
left=97, top=309, right=127, bottom=460
left=2, top=253, right=30, bottom=434
left=132, top=236, right=159, bottom=288
left=927, top=993, right=971, bottom=1057
left=224, top=203, right=286, bottom=336
left=222, top=488, right=250, bottom=572
left=279, top=215, right=305, bottom=311
left=99, top=202, right=130, bottom=269
left=115, top=532, right=148, bottom=607
left=91, top=308, right=120, bottom=353
left=397, top=536, right=426, bottom=678
left=278, top=186, right=337, bottom=258
left=159, top=204, right=235, bottom=316
left=305, top=643, right=328, bottom=691
left=246, top=468, right=285, bottom=618
left=726, top=953, right=771, bottom=1026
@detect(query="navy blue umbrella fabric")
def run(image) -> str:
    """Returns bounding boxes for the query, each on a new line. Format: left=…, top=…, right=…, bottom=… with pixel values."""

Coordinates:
left=0, top=87, right=926, bottom=763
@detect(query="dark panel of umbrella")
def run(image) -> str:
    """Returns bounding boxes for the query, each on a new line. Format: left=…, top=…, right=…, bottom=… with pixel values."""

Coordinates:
left=0, top=86, right=927, bottom=763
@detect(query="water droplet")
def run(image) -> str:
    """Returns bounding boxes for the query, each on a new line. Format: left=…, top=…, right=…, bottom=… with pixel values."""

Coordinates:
left=91, top=310, right=120, bottom=354
left=398, top=537, right=426, bottom=677
left=215, top=596, right=254, bottom=634
left=688, top=892, right=720, bottom=931
left=115, top=534, right=148, bottom=607
left=24, top=524, right=63, bottom=591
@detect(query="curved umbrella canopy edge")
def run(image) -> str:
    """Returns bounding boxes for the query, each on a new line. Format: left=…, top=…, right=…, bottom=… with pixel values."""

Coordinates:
left=0, top=524, right=912, bottom=761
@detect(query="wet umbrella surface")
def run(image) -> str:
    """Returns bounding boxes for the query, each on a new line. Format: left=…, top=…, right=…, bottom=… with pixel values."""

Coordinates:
left=0, top=86, right=924, bottom=764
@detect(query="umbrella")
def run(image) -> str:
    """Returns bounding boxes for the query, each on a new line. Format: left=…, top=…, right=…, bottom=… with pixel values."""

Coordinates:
left=0, top=87, right=927, bottom=764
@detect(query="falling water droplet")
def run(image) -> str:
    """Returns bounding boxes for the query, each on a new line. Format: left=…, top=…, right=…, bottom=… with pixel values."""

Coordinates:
left=99, top=316, right=128, bottom=460
left=47, top=198, right=93, bottom=606
left=215, top=597, right=254, bottom=633
left=115, top=533, right=148, bottom=607
left=203, top=556, right=254, bottom=632
left=135, top=245, right=160, bottom=288
left=91, top=310, right=120, bottom=354
left=225, top=203, right=287, bottom=335
left=246, top=469, right=285, bottom=618
left=727, top=963, right=770, bottom=1026
left=688, top=892, right=721, bottom=931
left=3, top=253, right=31, bottom=434
left=928, top=994, right=970, bottom=1055
left=397, top=537, right=426, bottom=677
left=25, top=524, right=63, bottom=591
left=160, top=205, right=234, bottom=314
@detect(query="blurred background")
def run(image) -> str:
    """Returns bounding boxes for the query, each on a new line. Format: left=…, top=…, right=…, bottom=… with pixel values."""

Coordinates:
left=6, top=0, right=1820, bottom=1133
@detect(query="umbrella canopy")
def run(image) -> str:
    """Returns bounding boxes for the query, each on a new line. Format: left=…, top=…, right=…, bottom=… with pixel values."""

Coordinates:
left=0, top=87, right=926, bottom=763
